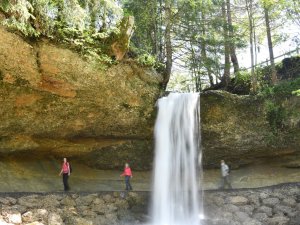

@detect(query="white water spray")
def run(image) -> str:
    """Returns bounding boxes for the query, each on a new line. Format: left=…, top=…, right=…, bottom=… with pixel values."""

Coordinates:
left=151, top=93, right=203, bottom=225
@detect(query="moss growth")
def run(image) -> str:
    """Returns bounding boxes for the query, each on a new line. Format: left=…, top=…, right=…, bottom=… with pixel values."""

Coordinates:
left=265, top=100, right=286, bottom=134
left=259, top=78, right=300, bottom=98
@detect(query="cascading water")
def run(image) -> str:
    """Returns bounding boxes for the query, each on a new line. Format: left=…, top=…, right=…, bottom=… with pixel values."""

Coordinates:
left=151, top=93, right=203, bottom=225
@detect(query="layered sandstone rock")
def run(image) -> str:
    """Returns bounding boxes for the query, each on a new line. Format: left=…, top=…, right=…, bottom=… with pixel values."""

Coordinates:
left=201, top=90, right=300, bottom=168
left=0, top=26, right=163, bottom=169
left=0, top=25, right=299, bottom=170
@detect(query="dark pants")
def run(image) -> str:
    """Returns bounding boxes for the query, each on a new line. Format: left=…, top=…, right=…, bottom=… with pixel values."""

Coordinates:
left=221, top=176, right=232, bottom=189
left=125, top=176, right=132, bottom=191
left=63, top=173, right=70, bottom=191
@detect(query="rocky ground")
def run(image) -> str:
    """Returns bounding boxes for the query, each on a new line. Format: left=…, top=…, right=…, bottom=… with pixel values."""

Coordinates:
left=0, top=192, right=148, bottom=225
left=204, top=183, right=300, bottom=225
left=0, top=183, right=299, bottom=225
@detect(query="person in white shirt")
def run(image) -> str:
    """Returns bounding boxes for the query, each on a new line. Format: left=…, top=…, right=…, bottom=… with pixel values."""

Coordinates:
left=220, top=160, right=232, bottom=189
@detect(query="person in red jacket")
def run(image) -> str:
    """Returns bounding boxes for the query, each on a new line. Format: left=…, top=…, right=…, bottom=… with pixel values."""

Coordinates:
left=120, top=163, right=133, bottom=191
left=59, top=158, right=71, bottom=191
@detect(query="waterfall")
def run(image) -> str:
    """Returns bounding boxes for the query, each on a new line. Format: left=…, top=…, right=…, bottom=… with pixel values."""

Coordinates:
left=151, top=93, right=203, bottom=225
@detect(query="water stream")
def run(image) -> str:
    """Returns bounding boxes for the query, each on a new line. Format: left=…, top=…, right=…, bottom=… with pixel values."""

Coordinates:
left=151, top=93, right=203, bottom=225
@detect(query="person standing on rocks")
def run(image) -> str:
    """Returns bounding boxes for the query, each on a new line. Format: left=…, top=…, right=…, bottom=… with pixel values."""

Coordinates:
left=59, top=158, right=71, bottom=191
left=120, top=163, right=133, bottom=191
left=220, top=160, right=232, bottom=189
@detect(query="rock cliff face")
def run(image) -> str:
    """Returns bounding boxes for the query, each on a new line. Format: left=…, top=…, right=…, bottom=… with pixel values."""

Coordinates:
left=0, top=26, right=163, bottom=169
left=1, top=26, right=299, bottom=171
left=201, top=91, right=300, bottom=168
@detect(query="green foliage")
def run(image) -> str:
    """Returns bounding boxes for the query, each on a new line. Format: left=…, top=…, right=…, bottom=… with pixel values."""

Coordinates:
left=1, top=0, right=39, bottom=36
left=292, top=89, right=300, bottom=96
left=265, top=100, right=286, bottom=133
left=234, top=70, right=251, bottom=86
left=137, top=54, right=157, bottom=67
left=0, top=0, right=124, bottom=65
left=259, top=78, right=300, bottom=97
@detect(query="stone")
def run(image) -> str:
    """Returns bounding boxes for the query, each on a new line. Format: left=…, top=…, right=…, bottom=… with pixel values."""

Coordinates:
left=240, top=205, right=254, bottom=215
left=257, top=206, right=273, bottom=217
left=282, top=198, right=296, bottom=207
left=71, top=217, right=93, bottom=225
left=248, top=194, right=260, bottom=207
left=42, top=195, right=61, bottom=208
left=212, top=196, right=225, bottom=206
left=224, top=204, right=240, bottom=212
left=35, top=209, right=48, bottom=219
left=0, top=218, right=13, bottom=225
left=91, top=204, right=106, bottom=214
left=103, top=194, right=114, bottom=203
left=48, top=213, right=63, bottom=225
left=228, top=196, right=249, bottom=205
left=262, top=197, right=280, bottom=207
left=243, top=219, right=262, bottom=225
left=75, top=194, right=97, bottom=206
left=253, top=213, right=268, bottom=222
left=6, top=198, right=17, bottom=205
left=18, top=196, right=42, bottom=208
left=22, top=211, right=34, bottom=223
left=7, top=212, right=22, bottom=224
left=274, top=205, right=295, bottom=217
left=60, top=196, right=76, bottom=207
left=267, top=216, right=289, bottom=225
left=288, top=215, right=300, bottom=225
left=93, top=198, right=105, bottom=205
left=114, top=198, right=129, bottom=210
left=259, top=192, right=270, bottom=200
left=0, top=198, right=10, bottom=205
left=25, top=222, right=45, bottom=225
left=235, top=211, right=251, bottom=222
left=105, top=213, right=118, bottom=224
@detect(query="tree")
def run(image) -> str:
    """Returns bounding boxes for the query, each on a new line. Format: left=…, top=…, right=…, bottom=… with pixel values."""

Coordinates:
left=262, top=0, right=277, bottom=84
left=222, top=0, right=231, bottom=88
left=226, top=0, right=240, bottom=74
left=163, top=0, right=173, bottom=85
left=245, top=0, right=257, bottom=92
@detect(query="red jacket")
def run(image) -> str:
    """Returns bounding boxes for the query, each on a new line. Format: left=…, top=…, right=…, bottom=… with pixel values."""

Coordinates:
left=62, top=162, right=70, bottom=174
left=121, top=167, right=132, bottom=176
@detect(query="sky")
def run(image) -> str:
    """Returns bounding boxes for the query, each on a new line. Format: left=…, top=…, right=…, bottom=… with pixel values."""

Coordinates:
left=239, top=23, right=300, bottom=69
left=168, top=21, right=300, bottom=91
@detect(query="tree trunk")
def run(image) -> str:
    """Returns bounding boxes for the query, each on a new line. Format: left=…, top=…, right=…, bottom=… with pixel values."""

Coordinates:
left=201, top=11, right=214, bottom=87
left=158, top=0, right=164, bottom=62
left=246, top=0, right=256, bottom=92
left=163, top=0, right=173, bottom=86
left=56, top=0, right=64, bottom=23
left=264, top=5, right=277, bottom=84
left=89, top=0, right=97, bottom=31
left=226, top=0, right=239, bottom=74
left=222, top=0, right=230, bottom=88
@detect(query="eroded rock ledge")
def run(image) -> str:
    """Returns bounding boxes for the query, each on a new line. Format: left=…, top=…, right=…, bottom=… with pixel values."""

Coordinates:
left=1, top=25, right=299, bottom=170
left=0, top=26, right=163, bottom=169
